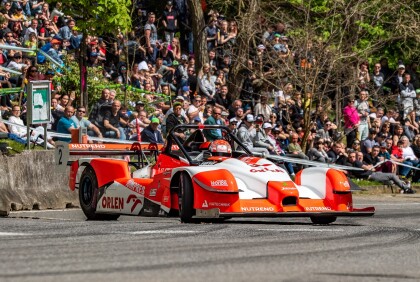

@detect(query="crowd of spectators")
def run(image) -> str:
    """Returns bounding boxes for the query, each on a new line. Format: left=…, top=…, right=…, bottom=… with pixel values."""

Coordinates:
left=0, top=1, right=419, bottom=192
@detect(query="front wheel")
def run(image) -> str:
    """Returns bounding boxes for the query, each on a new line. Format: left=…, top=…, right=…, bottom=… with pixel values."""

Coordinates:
left=178, top=172, right=194, bottom=223
left=310, top=216, right=337, bottom=225
left=79, top=166, right=120, bottom=220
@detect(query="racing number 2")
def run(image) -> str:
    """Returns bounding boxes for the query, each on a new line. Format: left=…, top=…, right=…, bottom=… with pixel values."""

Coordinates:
left=58, top=148, right=63, bottom=165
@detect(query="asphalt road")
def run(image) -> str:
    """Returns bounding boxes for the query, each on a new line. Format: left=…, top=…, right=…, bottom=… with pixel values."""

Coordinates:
left=1, top=195, right=420, bottom=282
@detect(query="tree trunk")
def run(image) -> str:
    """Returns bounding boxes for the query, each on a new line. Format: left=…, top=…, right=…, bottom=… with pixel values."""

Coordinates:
left=79, top=33, right=88, bottom=110
left=187, top=0, right=208, bottom=74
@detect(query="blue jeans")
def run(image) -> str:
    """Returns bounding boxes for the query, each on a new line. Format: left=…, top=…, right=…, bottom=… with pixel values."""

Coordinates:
left=399, top=159, right=420, bottom=176
left=104, top=127, right=126, bottom=140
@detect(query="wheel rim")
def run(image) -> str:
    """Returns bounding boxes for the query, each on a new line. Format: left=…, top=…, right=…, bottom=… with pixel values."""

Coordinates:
left=81, top=177, right=93, bottom=206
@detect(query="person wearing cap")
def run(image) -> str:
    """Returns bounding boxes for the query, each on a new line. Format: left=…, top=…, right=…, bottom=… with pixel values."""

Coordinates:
left=141, top=117, right=164, bottom=144
left=237, top=114, right=270, bottom=155
left=391, top=63, right=406, bottom=91
left=162, top=1, right=178, bottom=43
left=399, top=73, right=416, bottom=119
left=228, top=118, right=238, bottom=135
left=165, top=102, right=187, bottom=139
left=47, top=38, right=64, bottom=65
left=254, top=122, right=277, bottom=154
left=203, top=107, right=225, bottom=141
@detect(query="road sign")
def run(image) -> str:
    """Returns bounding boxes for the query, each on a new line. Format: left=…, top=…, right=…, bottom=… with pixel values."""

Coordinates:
left=27, top=80, right=51, bottom=124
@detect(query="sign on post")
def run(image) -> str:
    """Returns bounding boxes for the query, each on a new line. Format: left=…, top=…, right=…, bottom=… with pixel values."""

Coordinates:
left=27, top=80, right=51, bottom=124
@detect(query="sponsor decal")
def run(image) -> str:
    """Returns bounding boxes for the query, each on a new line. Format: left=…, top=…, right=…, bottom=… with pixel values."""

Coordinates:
left=249, top=163, right=272, bottom=167
left=281, top=187, right=297, bottom=191
left=125, top=179, right=146, bottom=195
left=201, top=161, right=217, bottom=166
left=210, top=180, right=228, bottom=187
left=250, top=167, right=283, bottom=173
left=201, top=200, right=230, bottom=208
left=163, top=196, right=169, bottom=202
left=305, top=207, right=332, bottom=211
left=341, top=181, right=350, bottom=188
left=102, top=196, right=124, bottom=210
left=69, top=144, right=106, bottom=149
left=241, top=207, right=275, bottom=212
left=149, top=189, right=157, bottom=197
left=126, top=194, right=143, bottom=213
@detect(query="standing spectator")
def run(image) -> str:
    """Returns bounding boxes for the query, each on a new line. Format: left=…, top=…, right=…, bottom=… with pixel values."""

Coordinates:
left=141, top=117, right=164, bottom=144
left=354, top=91, right=370, bottom=141
left=254, top=94, right=273, bottom=122
left=205, top=18, right=218, bottom=51
left=343, top=98, right=360, bottom=147
left=400, top=73, right=416, bottom=119
left=203, top=107, right=224, bottom=141
left=162, top=1, right=178, bottom=43
left=144, top=12, right=158, bottom=64
left=371, top=62, right=385, bottom=96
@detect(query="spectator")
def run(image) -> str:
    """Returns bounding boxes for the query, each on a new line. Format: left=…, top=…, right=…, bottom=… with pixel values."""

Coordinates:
left=103, top=100, right=128, bottom=140
left=71, top=106, right=103, bottom=139
left=187, top=96, right=204, bottom=123
left=287, top=133, right=309, bottom=161
left=213, top=85, right=232, bottom=112
left=144, top=12, right=158, bottom=63
left=56, top=106, right=77, bottom=142
left=197, top=63, right=216, bottom=100
left=343, top=98, right=360, bottom=147
left=354, top=91, right=370, bottom=140
left=254, top=94, right=273, bottom=122
left=237, top=114, right=269, bottom=155
left=346, top=151, right=414, bottom=194
left=307, top=139, right=329, bottom=163
left=400, top=73, right=416, bottom=119
left=253, top=122, right=276, bottom=154
left=162, top=1, right=177, bottom=43
left=362, top=128, right=379, bottom=154
left=89, top=88, right=112, bottom=131
left=141, top=117, right=164, bottom=144
left=203, top=107, right=224, bottom=141
left=165, top=102, right=187, bottom=139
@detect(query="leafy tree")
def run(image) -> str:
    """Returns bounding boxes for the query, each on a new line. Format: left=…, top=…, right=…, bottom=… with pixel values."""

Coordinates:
left=47, top=0, right=133, bottom=109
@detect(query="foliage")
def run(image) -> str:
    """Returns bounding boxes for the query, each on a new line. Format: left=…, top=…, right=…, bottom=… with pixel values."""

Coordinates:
left=51, top=0, right=133, bottom=34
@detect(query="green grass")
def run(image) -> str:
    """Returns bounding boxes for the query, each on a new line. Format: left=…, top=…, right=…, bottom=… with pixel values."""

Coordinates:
left=0, top=139, right=46, bottom=155
left=350, top=178, right=386, bottom=187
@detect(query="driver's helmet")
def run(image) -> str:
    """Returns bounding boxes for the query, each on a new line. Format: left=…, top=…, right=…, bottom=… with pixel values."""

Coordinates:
left=209, top=140, right=232, bottom=157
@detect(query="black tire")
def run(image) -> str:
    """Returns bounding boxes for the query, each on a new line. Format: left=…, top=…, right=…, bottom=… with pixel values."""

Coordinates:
left=79, top=166, right=120, bottom=221
left=310, top=216, right=337, bottom=225
left=178, top=172, right=194, bottom=223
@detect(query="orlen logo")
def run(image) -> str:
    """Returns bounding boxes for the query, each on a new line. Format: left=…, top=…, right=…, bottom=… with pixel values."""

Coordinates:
left=127, top=194, right=143, bottom=213
left=125, top=179, right=145, bottom=195
left=211, top=180, right=228, bottom=187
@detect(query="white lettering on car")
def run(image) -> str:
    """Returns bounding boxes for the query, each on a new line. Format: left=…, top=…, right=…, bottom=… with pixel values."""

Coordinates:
left=305, top=207, right=332, bottom=211
left=241, top=207, right=275, bottom=212
left=210, top=180, right=228, bottom=187
left=125, top=179, right=146, bottom=195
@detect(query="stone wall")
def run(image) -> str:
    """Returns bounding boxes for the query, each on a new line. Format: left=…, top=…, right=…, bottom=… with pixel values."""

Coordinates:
left=0, top=151, right=78, bottom=216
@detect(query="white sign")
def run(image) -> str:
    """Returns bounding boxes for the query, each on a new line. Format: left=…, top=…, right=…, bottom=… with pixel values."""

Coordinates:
left=27, top=80, right=51, bottom=124
left=55, top=141, right=69, bottom=173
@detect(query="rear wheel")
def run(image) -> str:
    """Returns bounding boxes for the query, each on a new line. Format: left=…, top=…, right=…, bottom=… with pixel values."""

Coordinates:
left=79, top=166, right=120, bottom=220
left=310, top=216, right=337, bottom=225
left=178, top=172, right=194, bottom=223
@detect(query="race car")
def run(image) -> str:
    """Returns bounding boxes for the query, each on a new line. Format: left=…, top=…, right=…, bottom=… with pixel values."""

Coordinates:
left=68, top=124, right=374, bottom=224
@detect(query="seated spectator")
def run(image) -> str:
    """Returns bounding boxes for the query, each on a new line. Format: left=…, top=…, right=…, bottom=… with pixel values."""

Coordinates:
left=327, top=142, right=349, bottom=165
left=253, top=122, right=276, bottom=154
left=287, top=133, right=309, bottom=160
left=103, top=100, right=128, bottom=140
left=363, top=145, right=392, bottom=173
left=362, top=128, right=378, bottom=154
left=351, top=140, right=361, bottom=152
left=141, top=118, right=164, bottom=144
left=347, top=151, right=414, bottom=194
left=203, top=107, right=224, bottom=141
left=307, top=139, right=329, bottom=163
left=237, top=114, right=269, bottom=155
left=165, top=102, right=187, bottom=139
left=89, top=88, right=112, bottom=131
left=56, top=106, right=77, bottom=142
left=187, top=96, right=204, bottom=123
left=71, top=106, right=103, bottom=140
left=399, top=136, right=420, bottom=177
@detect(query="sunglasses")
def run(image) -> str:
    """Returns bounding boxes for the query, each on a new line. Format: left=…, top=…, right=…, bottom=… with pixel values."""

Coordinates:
left=213, top=113, right=221, bottom=115
left=78, top=110, right=86, bottom=113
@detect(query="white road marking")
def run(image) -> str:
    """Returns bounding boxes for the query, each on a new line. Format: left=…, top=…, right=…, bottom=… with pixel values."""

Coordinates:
left=257, top=229, right=344, bottom=232
left=0, top=232, right=32, bottom=236
left=355, top=203, right=420, bottom=206
left=124, top=230, right=201, bottom=235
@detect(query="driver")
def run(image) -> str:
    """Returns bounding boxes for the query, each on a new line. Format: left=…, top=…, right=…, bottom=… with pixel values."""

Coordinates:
left=209, top=140, right=232, bottom=157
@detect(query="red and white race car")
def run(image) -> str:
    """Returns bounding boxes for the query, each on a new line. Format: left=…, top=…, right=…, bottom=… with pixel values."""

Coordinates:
left=68, top=124, right=374, bottom=224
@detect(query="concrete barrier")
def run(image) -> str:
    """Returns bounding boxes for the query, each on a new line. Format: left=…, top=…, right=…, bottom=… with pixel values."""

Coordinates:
left=0, top=151, right=78, bottom=216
